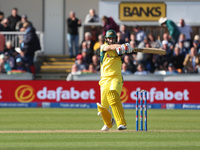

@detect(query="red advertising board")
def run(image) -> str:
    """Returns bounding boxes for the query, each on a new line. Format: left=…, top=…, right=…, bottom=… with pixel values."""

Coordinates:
left=0, top=80, right=199, bottom=104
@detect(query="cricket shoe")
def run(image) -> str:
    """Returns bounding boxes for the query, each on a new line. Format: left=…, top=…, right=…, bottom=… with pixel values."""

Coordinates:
left=118, top=125, right=127, bottom=130
left=101, top=118, right=116, bottom=131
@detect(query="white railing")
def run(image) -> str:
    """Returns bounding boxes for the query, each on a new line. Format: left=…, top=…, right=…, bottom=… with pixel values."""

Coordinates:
left=0, top=31, right=44, bottom=52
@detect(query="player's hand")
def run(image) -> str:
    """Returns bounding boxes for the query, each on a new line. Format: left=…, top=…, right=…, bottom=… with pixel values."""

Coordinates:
left=124, top=43, right=133, bottom=53
left=116, top=44, right=126, bottom=55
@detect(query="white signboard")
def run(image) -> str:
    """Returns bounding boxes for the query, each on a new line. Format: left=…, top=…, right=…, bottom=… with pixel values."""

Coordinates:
left=99, top=1, right=200, bottom=25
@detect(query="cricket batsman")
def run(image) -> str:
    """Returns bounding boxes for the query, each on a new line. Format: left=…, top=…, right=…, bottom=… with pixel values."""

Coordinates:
left=97, top=29, right=132, bottom=131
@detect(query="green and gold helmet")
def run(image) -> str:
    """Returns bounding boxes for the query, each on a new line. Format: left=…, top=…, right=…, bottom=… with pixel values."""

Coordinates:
left=105, top=29, right=117, bottom=38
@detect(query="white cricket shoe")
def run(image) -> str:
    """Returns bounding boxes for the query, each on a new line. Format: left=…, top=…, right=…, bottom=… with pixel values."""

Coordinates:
left=97, top=112, right=102, bottom=116
left=101, top=125, right=110, bottom=131
left=118, top=125, right=127, bottom=130
left=101, top=118, right=116, bottom=131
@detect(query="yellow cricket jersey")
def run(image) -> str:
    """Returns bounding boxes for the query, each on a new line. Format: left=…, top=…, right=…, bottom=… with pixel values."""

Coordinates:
left=100, top=43, right=122, bottom=77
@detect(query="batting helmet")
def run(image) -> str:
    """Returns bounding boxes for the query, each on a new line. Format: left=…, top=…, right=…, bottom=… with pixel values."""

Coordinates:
left=105, top=29, right=117, bottom=38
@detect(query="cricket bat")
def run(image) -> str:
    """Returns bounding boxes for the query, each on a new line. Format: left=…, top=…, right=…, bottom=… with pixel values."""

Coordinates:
left=132, top=47, right=166, bottom=55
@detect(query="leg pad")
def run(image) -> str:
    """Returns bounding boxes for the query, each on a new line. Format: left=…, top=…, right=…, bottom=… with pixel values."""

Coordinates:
left=97, top=103, right=112, bottom=128
left=107, top=90, right=126, bottom=127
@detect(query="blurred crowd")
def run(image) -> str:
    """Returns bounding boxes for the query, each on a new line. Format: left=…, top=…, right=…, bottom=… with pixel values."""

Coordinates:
left=67, top=9, right=200, bottom=78
left=1, top=8, right=200, bottom=76
left=0, top=8, right=40, bottom=74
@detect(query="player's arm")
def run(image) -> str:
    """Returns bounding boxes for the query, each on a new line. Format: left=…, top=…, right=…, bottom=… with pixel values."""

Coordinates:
left=105, top=43, right=133, bottom=55
left=102, top=43, right=132, bottom=55
left=102, top=44, right=121, bottom=51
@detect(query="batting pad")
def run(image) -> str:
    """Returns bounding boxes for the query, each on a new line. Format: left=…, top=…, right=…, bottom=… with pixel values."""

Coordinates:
left=107, top=90, right=126, bottom=127
left=97, top=103, right=112, bottom=128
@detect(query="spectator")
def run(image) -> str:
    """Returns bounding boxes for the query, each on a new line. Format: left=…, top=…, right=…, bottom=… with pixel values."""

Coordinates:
left=145, top=53, right=155, bottom=73
left=116, top=32, right=125, bottom=44
left=67, top=11, right=82, bottom=58
left=148, top=33, right=160, bottom=48
left=82, top=63, right=97, bottom=74
left=194, top=35, right=200, bottom=43
left=13, top=57, right=30, bottom=72
left=80, top=32, right=95, bottom=60
left=162, top=40, right=173, bottom=56
left=158, top=17, right=180, bottom=45
left=170, top=46, right=185, bottom=73
left=141, top=40, right=155, bottom=73
left=93, top=34, right=104, bottom=57
left=130, top=40, right=137, bottom=65
left=178, top=33, right=190, bottom=50
left=91, top=27, right=98, bottom=42
left=0, top=54, right=6, bottom=73
left=123, top=54, right=136, bottom=73
left=0, top=33, right=5, bottom=54
left=130, top=40, right=137, bottom=49
left=0, top=11, right=4, bottom=31
left=192, top=35, right=200, bottom=53
left=81, top=48, right=89, bottom=65
left=138, top=37, right=150, bottom=48
left=0, top=11, right=4, bottom=22
left=0, top=18, right=11, bottom=31
left=137, top=37, right=150, bottom=65
left=134, top=63, right=148, bottom=75
left=88, top=63, right=96, bottom=73
left=7, top=8, right=21, bottom=31
left=176, top=37, right=189, bottom=57
left=66, top=63, right=81, bottom=81
left=4, top=41, right=18, bottom=57
left=183, top=47, right=200, bottom=73
left=101, top=16, right=119, bottom=36
left=138, top=40, right=154, bottom=73
left=155, top=40, right=173, bottom=71
left=162, top=33, right=173, bottom=49
left=16, top=50, right=30, bottom=72
left=15, top=14, right=33, bottom=31
left=0, top=22, right=3, bottom=31
left=133, top=25, right=146, bottom=45
left=71, top=63, right=81, bottom=74
left=4, top=52, right=15, bottom=69
left=91, top=54, right=100, bottom=72
left=20, top=22, right=41, bottom=74
left=81, top=44, right=91, bottom=66
left=177, top=19, right=192, bottom=44
left=166, top=63, right=179, bottom=75
left=84, top=9, right=99, bottom=23
left=130, top=33, right=137, bottom=46
left=120, top=24, right=130, bottom=42
left=3, top=61, right=12, bottom=73
left=75, top=54, right=87, bottom=71
left=121, top=62, right=132, bottom=75
left=0, top=54, right=11, bottom=73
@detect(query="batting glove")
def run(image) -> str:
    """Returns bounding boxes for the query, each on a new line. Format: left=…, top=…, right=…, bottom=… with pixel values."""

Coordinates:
left=124, top=43, right=133, bottom=53
left=116, top=45, right=126, bottom=55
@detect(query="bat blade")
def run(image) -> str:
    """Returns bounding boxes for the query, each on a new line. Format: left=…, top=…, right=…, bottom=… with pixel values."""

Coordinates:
left=133, top=48, right=166, bottom=55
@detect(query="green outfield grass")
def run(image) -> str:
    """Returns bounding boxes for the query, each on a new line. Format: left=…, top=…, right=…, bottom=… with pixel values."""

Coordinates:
left=0, top=108, right=199, bottom=150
